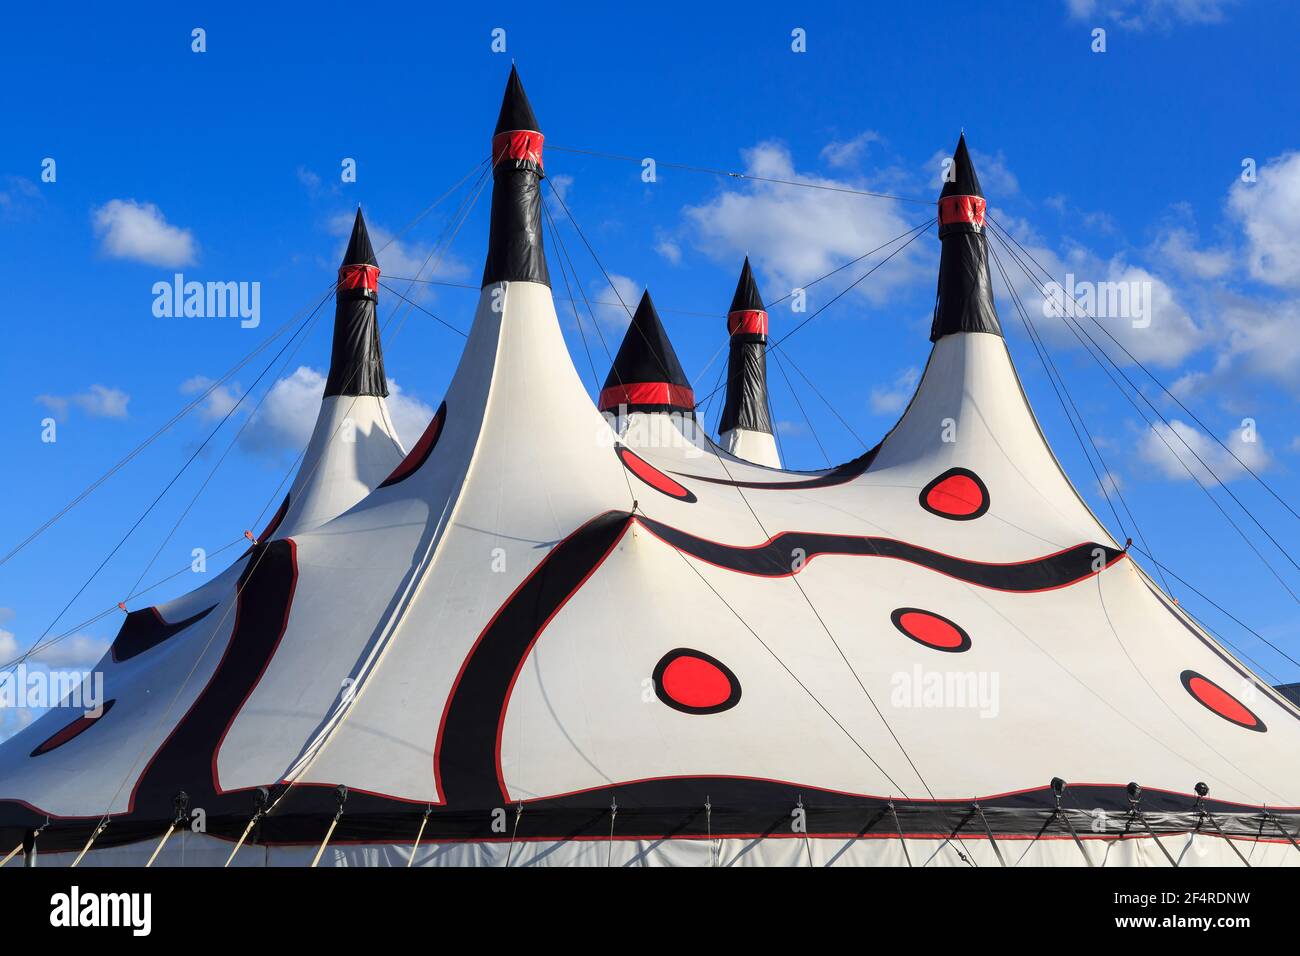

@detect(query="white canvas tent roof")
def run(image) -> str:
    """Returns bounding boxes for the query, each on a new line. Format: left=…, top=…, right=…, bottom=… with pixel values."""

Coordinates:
left=2, top=69, right=1298, bottom=868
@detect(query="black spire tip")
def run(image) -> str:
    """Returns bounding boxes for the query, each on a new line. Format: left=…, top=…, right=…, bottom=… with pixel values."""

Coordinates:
left=939, top=133, right=983, bottom=200
left=603, top=289, right=690, bottom=391
left=494, top=65, right=540, bottom=135
left=728, top=256, right=765, bottom=314
left=342, top=207, right=378, bottom=267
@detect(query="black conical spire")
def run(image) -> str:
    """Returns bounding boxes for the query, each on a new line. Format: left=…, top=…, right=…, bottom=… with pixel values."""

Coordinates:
left=719, top=257, right=773, bottom=437
left=324, top=206, right=388, bottom=397
left=482, top=66, right=549, bottom=288
left=939, top=133, right=983, bottom=202
left=728, top=256, right=764, bottom=314
left=930, top=133, right=1002, bottom=342
left=494, top=65, right=540, bottom=136
left=342, top=206, right=377, bottom=267
left=599, top=290, right=694, bottom=414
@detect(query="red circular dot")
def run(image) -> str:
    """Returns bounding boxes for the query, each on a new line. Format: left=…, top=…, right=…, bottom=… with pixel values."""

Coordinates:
left=653, top=649, right=740, bottom=714
left=1182, top=671, right=1265, bottom=731
left=662, top=656, right=731, bottom=708
left=891, top=609, right=971, bottom=653
left=925, top=474, right=984, bottom=517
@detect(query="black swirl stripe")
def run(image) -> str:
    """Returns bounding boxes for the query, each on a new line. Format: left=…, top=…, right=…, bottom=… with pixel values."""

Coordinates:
left=435, top=511, right=634, bottom=808
left=674, top=446, right=877, bottom=490
left=110, top=604, right=218, bottom=663
left=636, top=516, right=1125, bottom=592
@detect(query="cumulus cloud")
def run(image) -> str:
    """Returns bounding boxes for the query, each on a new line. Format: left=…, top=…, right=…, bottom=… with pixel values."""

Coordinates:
left=1137, top=418, right=1270, bottom=483
left=1228, top=151, right=1300, bottom=288
left=180, top=375, right=243, bottom=422
left=869, top=366, right=921, bottom=415
left=36, top=384, right=130, bottom=421
left=820, top=132, right=883, bottom=169
left=548, top=174, right=574, bottom=201
left=92, top=199, right=197, bottom=267
left=990, top=220, right=1207, bottom=368
left=682, top=141, right=929, bottom=305
left=28, top=634, right=110, bottom=668
left=655, top=239, right=682, bottom=265
left=1154, top=228, right=1232, bottom=280
left=328, top=212, right=469, bottom=286
left=588, top=273, right=642, bottom=330
left=1065, top=0, right=1236, bottom=29
left=239, top=366, right=433, bottom=458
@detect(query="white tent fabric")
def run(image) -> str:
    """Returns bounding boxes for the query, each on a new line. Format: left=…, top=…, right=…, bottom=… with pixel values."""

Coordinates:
left=2, top=70, right=1297, bottom=867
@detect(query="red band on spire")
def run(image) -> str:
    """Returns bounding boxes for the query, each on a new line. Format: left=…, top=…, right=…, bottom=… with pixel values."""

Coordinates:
left=492, top=130, right=544, bottom=168
left=938, top=195, right=986, bottom=229
left=728, top=309, right=768, bottom=337
left=598, top=382, right=695, bottom=411
left=338, top=264, right=380, bottom=292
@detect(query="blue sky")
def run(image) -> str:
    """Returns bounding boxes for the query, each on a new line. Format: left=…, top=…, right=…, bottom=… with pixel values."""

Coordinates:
left=3, top=0, right=1299, bottom=736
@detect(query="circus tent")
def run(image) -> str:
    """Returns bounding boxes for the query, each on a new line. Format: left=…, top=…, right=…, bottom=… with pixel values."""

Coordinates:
left=2, top=67, right=1298, bottom=868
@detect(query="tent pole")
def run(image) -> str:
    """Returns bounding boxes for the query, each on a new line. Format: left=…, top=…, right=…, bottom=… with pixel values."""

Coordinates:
left=1193, top=783, right=1250, bottom=867
left=407, top=805, right=433, bottom=868
left=1050, top=778, right=1094, bottom=867
left=1125, top=782, right=1177, bottom=867
left=224, top=786, right=269, bottom=868
left=310, top=785, right=348, bottom=869
left=503, top=802, right=523, bottom=868
left=973, top=802, right=1007, bottom=867
left=146, top=791, right=189, bottom=868
left=1264, top=809, right=1300, bottom=855
left=606, top=799, right=618, bottom=868
left=705, top=797, right=715, bottom=868
left=887, top=800, right=912, bottom=868
left=70, top=818, right=108, bottom=868
left=144, top=824, right=177, bottom=868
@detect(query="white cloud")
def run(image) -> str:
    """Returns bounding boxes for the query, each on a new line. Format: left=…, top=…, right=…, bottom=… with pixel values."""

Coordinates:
left=682, top=141, right=929, bottom=305
left=1065, top=0, right=1236, bottom=29
left=240, top=367, right=327, bottom=458
left=990, top=221, right=1207, bottom=368
left=180, top=375, right=243, bottom=422
left=589, top=273, right=641, bottom=330
left=29, top=634, right=110, bottom=668
left=296, top=166, right=323, bottom=192
left=1137, top=418, right=1270, bottom=483
left=240, top=366, right=432, bottom=458
left=36, top=384, right=130, bottom=421
left=0, top=626, right=17, bottom=662
left=869, top=366, right=920, bottom=415
left=1154, top=228, right=1232, bottom=280
left=655, top=239, right=682, bottom=265
left=92, top=199, right=197, bottom=267
left=1228, top=151, right=1300, bottom=288
left=820, top=132, right=883, bottom=169
left=548, top=174, right=574, bottom=201
left=328, top=213, right=468, bottom=286
left=0, top=176, right=41, bottom=219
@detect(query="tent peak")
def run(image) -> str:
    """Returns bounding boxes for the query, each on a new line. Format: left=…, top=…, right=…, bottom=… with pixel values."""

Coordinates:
left=729, top=257, right=765, bottom=316
left=342, top=207, right=378, bottom=268
left=494, top=64, right=540, bottom=136
left=599, top=288, right=693, bottom=414
left=939, top=132, right=983, bottom=201
left=482, top=68, right=549, bottom=287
